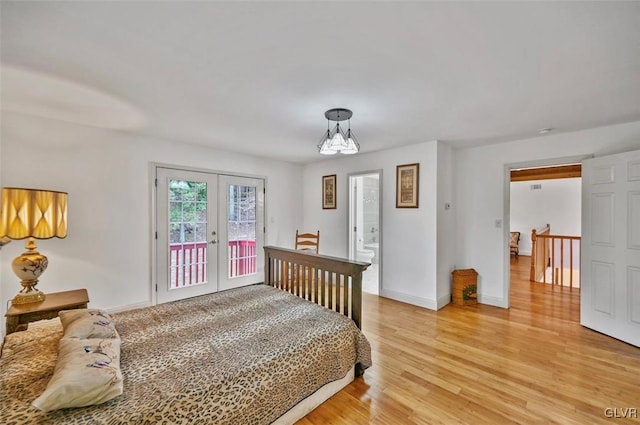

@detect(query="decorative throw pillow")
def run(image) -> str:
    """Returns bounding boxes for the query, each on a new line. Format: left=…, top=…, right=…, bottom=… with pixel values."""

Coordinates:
left=59, top=309, right=118, bottom=339
left=32, top=337, right=123, bottom=412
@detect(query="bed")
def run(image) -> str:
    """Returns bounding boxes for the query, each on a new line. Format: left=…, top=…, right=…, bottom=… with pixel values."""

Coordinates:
left=0, top=247, right=371, bottom=424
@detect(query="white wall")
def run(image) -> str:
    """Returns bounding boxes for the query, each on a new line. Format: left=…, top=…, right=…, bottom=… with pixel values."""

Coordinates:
left=510, top=178, right=581, bottom=255
left=4, top=110, right=638, bottom=331
left=455, top=120, right=640, bottom=308
left=302, top=140, right=455, bottom=310
left=436, top=143, right=455, bottom=308
left=0, top=112, right=303, bottom=330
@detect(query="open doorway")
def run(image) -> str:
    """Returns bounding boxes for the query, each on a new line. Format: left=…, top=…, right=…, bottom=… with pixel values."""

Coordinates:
left=504, top=150, right=640, bottom=346
left=507, top=163, right=582, bottom=322
left=348, top=171, right=382, bottom=295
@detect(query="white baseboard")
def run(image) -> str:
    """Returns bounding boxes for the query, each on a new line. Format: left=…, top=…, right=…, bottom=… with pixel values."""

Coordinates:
left=519, top=250, right=532, bottom=256
left=105, top=301, right=151, bottom=314
left=437, top=293, right=451, bottom=310
left=478, top=294, right=508, bottom=309
left=376, top=288, right=506, bottom=311
left=379, top=288, right=437, bottom=310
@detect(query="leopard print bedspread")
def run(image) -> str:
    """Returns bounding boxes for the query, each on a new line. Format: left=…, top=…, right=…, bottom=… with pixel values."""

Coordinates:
left=0, top=284, right=371, bottom=424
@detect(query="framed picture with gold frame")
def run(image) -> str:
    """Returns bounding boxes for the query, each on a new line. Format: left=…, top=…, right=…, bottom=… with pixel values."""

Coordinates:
left=396, top=163, right=419, bottom=208
left=322, top=174, right=337, bottom=209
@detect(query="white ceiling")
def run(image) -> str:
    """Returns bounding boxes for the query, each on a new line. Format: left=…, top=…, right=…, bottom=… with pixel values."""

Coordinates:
left=2, top=1, right=640, bottom=164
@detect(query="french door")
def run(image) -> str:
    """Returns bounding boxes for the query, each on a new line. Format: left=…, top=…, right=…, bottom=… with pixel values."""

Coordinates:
left=218, top=175, right=264, bottom=291
left=156, top=167, right=264, bottom=304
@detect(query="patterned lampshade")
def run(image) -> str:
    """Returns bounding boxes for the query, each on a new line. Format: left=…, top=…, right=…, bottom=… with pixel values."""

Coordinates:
left=0, top=187, right=68, bottom=240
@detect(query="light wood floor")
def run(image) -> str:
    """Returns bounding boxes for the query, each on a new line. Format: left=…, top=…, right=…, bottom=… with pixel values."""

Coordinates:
left=298, top=255, right=640, bottom=424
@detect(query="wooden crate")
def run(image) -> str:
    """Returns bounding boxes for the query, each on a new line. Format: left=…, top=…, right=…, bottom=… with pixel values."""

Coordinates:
left=452, top=269, right=478, bottom=306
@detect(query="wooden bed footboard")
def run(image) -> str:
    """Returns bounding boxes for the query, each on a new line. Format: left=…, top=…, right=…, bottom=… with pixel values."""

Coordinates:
left=264, top=246, right=370, bottom=329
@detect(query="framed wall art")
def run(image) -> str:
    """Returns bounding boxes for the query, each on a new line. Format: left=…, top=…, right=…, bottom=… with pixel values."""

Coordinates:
left=322, top=174, right=337, bottom=209
left=396, top=163, right=419, bottom=208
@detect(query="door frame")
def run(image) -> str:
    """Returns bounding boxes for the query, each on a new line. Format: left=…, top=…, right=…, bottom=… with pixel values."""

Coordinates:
left=347, top=169, right=383, bottom=294
left=150, top=162, right=268, bottom=305
left=502, top=155, right=591, bottom=308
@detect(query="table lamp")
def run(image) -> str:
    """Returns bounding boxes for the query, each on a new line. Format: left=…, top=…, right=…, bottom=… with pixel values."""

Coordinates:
left=0, top=187, right=68, bottom=304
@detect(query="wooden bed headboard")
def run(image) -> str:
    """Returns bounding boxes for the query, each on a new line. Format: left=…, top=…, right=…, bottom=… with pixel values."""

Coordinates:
left=263, top=246, right=370, bottom=329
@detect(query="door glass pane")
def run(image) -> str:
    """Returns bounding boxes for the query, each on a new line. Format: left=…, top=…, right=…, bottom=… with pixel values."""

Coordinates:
left=169, top=180, right=207, bottom=289
left=228, top=185, right=257, bottom=278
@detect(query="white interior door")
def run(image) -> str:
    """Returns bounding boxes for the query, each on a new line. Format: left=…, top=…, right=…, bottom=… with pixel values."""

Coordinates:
left=218, top=175, right=265, bottom=291
left=156, top=168, right=218, bottom=303
left=581, top=149, right=640, bottom=347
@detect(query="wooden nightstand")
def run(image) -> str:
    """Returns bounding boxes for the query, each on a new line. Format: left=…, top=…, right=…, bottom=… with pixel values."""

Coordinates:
left=5, top=289, right=89, bottom=335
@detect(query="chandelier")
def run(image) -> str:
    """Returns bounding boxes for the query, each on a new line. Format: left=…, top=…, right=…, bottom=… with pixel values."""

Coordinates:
left=317, top=108, right=359, bottom=155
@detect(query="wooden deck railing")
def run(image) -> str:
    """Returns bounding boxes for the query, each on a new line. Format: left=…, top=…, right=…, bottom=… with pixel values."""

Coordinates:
left=170, top=240, right=257, bottom=288
left=263, top=246, right=370, bottom=329
left=530, top=224, right=581, bottom=288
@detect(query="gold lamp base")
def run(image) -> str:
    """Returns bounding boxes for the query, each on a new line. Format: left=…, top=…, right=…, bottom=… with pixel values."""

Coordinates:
left=13, top=288, right=46, bottom=305
left=11, top=237, right=48, bottom=305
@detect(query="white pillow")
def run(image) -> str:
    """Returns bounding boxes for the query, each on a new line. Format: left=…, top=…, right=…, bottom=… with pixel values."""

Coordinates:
left=59, top=309, right=118, bottom=339
left=32, top=337, right=123, bottom=412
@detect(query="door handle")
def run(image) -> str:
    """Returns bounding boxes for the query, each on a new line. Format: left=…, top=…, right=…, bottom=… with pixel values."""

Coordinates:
left=210, top=240, right=218, bottom=244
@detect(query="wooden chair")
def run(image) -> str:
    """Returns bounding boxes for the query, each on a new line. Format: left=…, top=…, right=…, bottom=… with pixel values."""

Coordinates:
left=291, top=231, right=320, bottom=293
left=295, top=230, right=320, bottom=254
left=510, top=231, right=520, bottom=257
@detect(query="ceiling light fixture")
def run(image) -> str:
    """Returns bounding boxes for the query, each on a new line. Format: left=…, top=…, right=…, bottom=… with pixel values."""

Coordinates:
left=317, top=108, right=359, bottom=155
